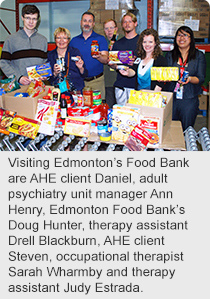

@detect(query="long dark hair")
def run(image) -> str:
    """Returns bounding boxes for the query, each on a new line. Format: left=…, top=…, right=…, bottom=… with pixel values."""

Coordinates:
left=137, top=28, right=162, bottom=60
left=172, top=26, right=196, bottom=63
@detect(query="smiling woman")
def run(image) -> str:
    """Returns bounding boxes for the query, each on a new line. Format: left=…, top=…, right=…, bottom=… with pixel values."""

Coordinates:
left=166, top=26, right=206, bottom=130
left=47, top=27, right=88, bottom=93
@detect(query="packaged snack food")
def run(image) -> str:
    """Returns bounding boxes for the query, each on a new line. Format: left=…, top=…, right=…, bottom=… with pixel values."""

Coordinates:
left=9, top=115, right=41, bottom=139
left=64, top=117, right=91, bottom=137
left=139, top=116, right=160, bottom=145
left=35, top=99, right=59, bottom=135
left=128, top=90, right=166, bottom=108
left=109, top=51, right=134, bottom=64
left=26, top=80, right=45, bottom=98
left=151, top=67, right=179, bottom=81
left=112, top=105, right=141, bottom=142
left=27, top=62, right=52, bottom=80
left=125, top=125, right=152, bottom=151
left=0, top=108, right=16, bottom=135
left=0, top=75, right=20, bottom=93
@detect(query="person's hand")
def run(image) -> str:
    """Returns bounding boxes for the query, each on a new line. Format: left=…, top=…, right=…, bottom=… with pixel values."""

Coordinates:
left=91, top=51, right=101, bottom=60
left=75, top=56, right=84, bottom=69
left=19, top=76, right=31, bottom=85
left=128, top=56, right=136, bottom=66
left=178, top=77, right=190, bottom=85
left=53, top=63, right=61, bottom=76
left=117, top=65, right=129, bottom=76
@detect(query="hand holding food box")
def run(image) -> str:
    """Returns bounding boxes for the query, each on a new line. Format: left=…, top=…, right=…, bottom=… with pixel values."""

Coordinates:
left=27, top=62, right=52, bottom=80
left=109, top=51, right=134, bottom=64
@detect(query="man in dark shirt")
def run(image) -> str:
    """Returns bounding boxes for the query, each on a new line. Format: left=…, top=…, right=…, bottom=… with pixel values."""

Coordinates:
left=110, top=12, right=139, bottom=105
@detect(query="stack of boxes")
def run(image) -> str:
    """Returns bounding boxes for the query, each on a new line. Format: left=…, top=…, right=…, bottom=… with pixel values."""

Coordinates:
left=158, top=0, right=210, bottom=38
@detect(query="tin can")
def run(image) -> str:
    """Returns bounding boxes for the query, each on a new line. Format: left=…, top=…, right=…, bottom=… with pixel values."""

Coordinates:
left=93, top=90, right=102, bottom=105
left=97, top=119, right=108, bottom=134
left=56, top=57, right=65, bottom=71
left=181, top=71, right=189, bottom=82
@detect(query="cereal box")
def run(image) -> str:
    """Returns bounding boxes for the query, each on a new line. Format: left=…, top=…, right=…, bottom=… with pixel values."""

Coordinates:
left=112, top=105, right=141, bottom=143
left=27, top=62, right=52, bottom=80
left=64, top=117, right=91, bottom=137
left=109, top=51, right=134, bottom=64
left=35, top=99, right=59, bottom=135
left=8, top=115, right=41, bottom=139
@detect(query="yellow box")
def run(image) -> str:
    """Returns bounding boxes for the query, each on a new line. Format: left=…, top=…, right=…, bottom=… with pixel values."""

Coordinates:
left=151, top=67, right=179, bottom=81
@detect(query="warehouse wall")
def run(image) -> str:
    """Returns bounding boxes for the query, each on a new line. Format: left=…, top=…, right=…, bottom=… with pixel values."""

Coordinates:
left=1, top=0, right=152, bottom=42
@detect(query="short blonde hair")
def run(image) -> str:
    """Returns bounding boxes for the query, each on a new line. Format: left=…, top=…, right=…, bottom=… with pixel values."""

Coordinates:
left=54, top=27, right=71, bottom=41
left=103, top=18, right=117, bottom=28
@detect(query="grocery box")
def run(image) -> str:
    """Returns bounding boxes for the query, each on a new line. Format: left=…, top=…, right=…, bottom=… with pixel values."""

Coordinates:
left=0, top=95, right=3, bottom=107
left=126, top=90, right=173, bottom=145
left=198, top=94, right=207, bottom=110
left=2, top=85, right=52, bottom=119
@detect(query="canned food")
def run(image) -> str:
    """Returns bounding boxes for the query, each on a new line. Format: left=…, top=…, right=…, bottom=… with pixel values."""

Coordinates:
left=56, top=57, right=65, bottom=71
left=93, top=90, right=102, bottom=105
left=71, top=56, right=79, bottom=61
left=97, top=119, right=108, bottom=134
left=181, top=71, right=189, bottom=82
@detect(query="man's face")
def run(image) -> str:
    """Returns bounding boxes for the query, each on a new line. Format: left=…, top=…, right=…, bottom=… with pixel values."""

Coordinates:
left=104, top=21, right=117, bottom=40
left=122, top=16, right=137, bottom=34
left=81, top=14, right=95, bottom=33
left=21, top=13, right=38, bottom=31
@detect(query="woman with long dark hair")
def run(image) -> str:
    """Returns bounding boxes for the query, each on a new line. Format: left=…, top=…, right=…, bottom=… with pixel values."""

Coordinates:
left=166, top=26, right=206, bottom=130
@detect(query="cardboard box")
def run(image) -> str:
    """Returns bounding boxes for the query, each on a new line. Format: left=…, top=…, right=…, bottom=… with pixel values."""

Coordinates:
left=126, top=90, right=173, bottom=145
left=2, top=86, right=52, bottom=119
left=199, top=94, right=207, bottom=110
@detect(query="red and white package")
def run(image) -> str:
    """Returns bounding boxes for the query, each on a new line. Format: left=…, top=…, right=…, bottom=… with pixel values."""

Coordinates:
left=125, top=125, right=153, bottom=151
left=35, top=99, right=59, bottom=135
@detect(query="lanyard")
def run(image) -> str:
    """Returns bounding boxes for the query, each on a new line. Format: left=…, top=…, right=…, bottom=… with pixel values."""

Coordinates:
left=179, top=56, right=188, bottom=77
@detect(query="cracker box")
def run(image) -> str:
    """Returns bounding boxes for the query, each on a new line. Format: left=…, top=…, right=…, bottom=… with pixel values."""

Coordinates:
left=35, top=99, right=59, bottom=135
left=112, top=105, right=141, bottom=142
left=109, top=51, right=134, bottom=64
left=27, top=62, right=52, bottom=80
left=64, top=117, right=91, bottom=137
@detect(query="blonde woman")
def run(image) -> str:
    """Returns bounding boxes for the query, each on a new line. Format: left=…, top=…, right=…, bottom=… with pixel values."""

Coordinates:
left=47, top=27, right=88, bottom=92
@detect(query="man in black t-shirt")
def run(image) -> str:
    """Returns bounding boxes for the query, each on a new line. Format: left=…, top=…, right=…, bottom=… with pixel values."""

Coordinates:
left=109, top=12, right=139, bottom=105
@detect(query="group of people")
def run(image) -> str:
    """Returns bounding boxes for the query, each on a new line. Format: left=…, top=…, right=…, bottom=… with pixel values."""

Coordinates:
left=0, top=4, right=206, bottom=131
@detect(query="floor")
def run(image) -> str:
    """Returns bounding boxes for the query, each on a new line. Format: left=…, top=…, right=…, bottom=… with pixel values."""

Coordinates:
left=194, top=112, right=208, bottom=132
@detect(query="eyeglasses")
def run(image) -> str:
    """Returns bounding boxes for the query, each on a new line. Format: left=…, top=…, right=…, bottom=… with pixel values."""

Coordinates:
left=56, top=37, right=69, bottom=41
left=24, top=17, right=38, bottom=22
left=104, top=26, right=116, bottom=31
left=177, top=33, right=191, bottom=39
